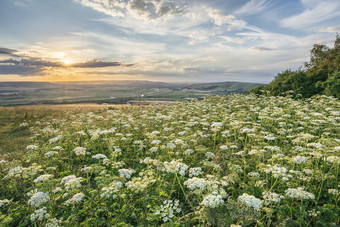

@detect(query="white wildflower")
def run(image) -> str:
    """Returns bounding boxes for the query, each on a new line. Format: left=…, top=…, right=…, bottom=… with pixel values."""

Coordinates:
left=30, top=207, right=50, bottom=222
left=237, top=193, right=263, bottom=211
left=92, top=154, right=107, bottom=159
left=188, top=167, right=202, bottom=177
left=74, top=147, right=86, bottom=156
left=34, top=174, right=53, bottom=183
left=28, top=191, right=50, bottom=207
left=155, top=199, right=181, bottom=222
left=184, top=177, right=207, bottom=191
left=285, top=187, right=315, bottom=200
left=65, top=192, right=85, bottom=205
left=202, top=192, right=224, bottom=208
left=163, top=160, right=188, bottom=176
left=118, top=169, right=136, bottom=179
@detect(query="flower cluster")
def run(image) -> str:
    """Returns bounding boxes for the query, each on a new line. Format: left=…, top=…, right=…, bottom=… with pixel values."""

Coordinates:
left=237, top=193, right=263, bottom=211
left=28, top=191, right=50, bottom=208
left=118, top=169, right=136, bottom=179
left=65, top=192, right=85, bottom=205
left=155, top=200, right=181, bottom=222
left=60, top=175, right=83, bottom=190
left=30, top=207, right=50, bottom=222
left=74, top=147, right=86, bottom=156
left=163, top=160, right=189, bottom=176
left=101, top=181, right=123, bottom=199
left=285, top=187, right=315, bottom=200
left=184, top=177, right=207, bottom=191
left=202, top=192, right=224, bottom=208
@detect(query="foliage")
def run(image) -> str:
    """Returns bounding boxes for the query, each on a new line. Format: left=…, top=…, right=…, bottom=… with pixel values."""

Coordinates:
left=250, top=34, right=340, bottom=98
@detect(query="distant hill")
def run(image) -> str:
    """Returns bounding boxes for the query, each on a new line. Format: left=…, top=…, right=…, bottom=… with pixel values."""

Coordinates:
left=0, top=81, right=263, bottom=106
left=249, top=35, right=340, bottom=98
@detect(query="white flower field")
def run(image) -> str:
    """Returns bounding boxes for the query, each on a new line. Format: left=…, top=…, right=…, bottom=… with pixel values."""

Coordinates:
left=0, top=93, right=339, bottom=226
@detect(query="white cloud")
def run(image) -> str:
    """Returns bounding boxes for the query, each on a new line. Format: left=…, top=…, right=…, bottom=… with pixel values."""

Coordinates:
left=317, top=26, right=340, bottom=33
left=280, top=0, right=340, bottom=29
left=235, top=0, right=273, bottom=16
left=75, top=0, right=185, bottom=22
left=206, top=8, right=234, bottom=26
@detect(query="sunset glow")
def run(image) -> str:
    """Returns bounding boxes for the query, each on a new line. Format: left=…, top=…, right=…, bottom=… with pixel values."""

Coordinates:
left=0, top=0, right=339, bottom=82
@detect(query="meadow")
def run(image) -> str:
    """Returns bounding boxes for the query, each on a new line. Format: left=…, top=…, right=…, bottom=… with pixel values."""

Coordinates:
left=0, top=93, right=339, bottom=226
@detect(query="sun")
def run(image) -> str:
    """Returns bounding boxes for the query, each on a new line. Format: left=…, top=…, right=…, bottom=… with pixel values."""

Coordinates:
left=63, top=59, right=71, bottom=65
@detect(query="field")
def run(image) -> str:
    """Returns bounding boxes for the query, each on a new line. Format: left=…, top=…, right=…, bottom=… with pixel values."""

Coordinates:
left=0, top=81, right=263, bottom=106
left=0, top=94, right=339, bottom=226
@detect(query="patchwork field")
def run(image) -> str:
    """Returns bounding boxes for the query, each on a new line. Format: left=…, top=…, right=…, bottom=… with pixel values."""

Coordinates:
left=0, top=81, right=263, bottom=106
left=0, top=94, right=339, bottom=226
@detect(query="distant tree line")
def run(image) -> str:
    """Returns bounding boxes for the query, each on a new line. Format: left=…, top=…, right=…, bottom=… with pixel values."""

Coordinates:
left=250, top=34, right=340, bottom=98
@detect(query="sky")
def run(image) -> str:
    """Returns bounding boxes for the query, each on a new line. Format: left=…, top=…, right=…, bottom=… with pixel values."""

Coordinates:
left=0, top=0, right=339, bottom=83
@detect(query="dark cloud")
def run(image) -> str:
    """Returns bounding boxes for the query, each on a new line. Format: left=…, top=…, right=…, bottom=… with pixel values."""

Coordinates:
left=0, top=65, right=44, bottom=76
left=71, top=59, right=124, bottom=68
left=0, top=58, right=63, bottom=67
left=251, top=47, right=274, bottom=51
left=0, top=48, right=19, bottom=56
left=0, top=56, right=133, bottom=76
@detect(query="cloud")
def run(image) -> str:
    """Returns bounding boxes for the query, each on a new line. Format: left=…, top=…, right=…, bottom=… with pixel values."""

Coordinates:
left=0, top=48, right=19, bottom=56
left=280, top=0, right=340, bottom=29
left=75, top=0, right=184, bottom=22
left=206, top=8, right=234, bottom=26
left=317, top=26, right=340, bottom=33
left=251, top=47, right=274, bottom=51
left=71, top=59, right=133, bottom=68
left=235, top=0, right=273, bottom=16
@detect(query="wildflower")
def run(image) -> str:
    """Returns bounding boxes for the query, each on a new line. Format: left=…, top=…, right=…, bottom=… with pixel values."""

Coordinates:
left=92, top=154, right=107, bottom=159
left=285, top=187, right=315, bottom=200
left=77, top=130, right=87, bottom=136
left=149, top=147, right=158, bottom=153
left=188, top=167, right=202, bottom=177
left=65, top=192, right=85, bottom=205
left=151, top=139, right=161, bottom=145
left=52, top=187, right=62, bottom=193
left=34, top=174, right=53, bottom=183
left=45, top=218, right=61, bottom=227
left=262, top=191, right=284, bottom=205
left=155, top=200, right=181, bottom=222
left=163, top=160, right=189, bottom=176
left=184, top=177, right=207, bottom=191
left=30, top=207, right=50, bottom=222
left=101, top=181, right=123, bottom=199
left=293, top=156, right=307, bottom=164
left=45, top=151, right=58, bottom=157
left=167, top=142, right=176, bottom=149
left=118, top=169, right=136, bottom=179
left=184, top=149, right=194, bottom=155
left=26, top=145, right=38, bottom=150
left=248, top=172, right=260, bottom=178
left=205, top=152, right=215, bottom=159
left=52, top=146, right=64, bottom=150
left=20, top=122, right=29, bottom=127
left=60, top=175, right=83, bottom=189
left=237, top=193, right=263, bottom=211
left=211, top=122, right=223, bottom=128
left=328, top=189, right=339, bottom=196
left=220, top=145, right=228, bottom=150
left=28, top=191, right=50, bottom=207
left=80, top=165, right=92, bottom=172
left=202, top=192, right=224, bottom=208
left=74, top=147, right=86, bottom=156
left=49, top=135, right=62, bottom=143
left=307, top=143, right=324, bottom=149
left=0, top=199, right=11, bottom=208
